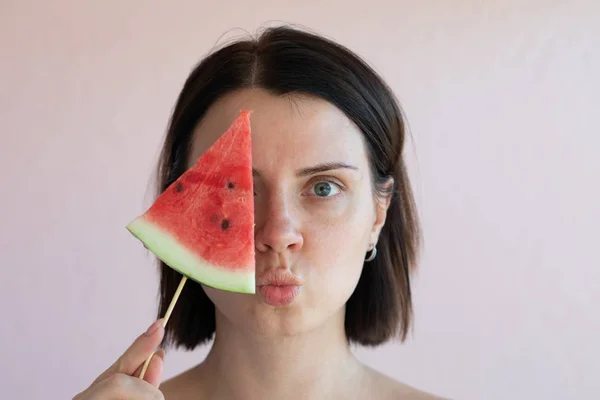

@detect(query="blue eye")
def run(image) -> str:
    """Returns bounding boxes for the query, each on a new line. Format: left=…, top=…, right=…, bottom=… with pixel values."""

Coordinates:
left=312, top=181, right=341, bottom=197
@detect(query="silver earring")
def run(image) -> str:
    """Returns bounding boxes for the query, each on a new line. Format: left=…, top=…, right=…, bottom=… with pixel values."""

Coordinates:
left=365, top=245, right=377, bottom=262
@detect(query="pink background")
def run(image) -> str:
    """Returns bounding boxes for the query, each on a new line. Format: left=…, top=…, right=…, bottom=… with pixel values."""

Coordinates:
left=1, top=1, right=599, bottom=399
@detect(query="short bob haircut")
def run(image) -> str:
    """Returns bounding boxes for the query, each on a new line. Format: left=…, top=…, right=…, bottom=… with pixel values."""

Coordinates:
left=154, top=25, right=420, bottom=349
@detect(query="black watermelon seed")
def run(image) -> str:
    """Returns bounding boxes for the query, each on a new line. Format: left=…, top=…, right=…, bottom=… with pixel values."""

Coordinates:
left=175, top=182, right=184, bottom=192
left=227, top=181, right=235, bottom=189
left=221, top=219, right=230, bottom=230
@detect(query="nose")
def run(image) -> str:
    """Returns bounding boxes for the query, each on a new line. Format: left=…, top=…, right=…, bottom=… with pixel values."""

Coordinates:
left=254, top=195, right=303, bottom=254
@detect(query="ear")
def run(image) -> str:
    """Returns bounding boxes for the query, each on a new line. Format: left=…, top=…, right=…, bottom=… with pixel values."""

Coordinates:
left=369, top=176, right=394, bottom=246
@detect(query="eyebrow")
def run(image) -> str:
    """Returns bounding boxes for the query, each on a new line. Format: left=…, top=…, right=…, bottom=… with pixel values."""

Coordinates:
left=252, top=162, right=359, bottom=178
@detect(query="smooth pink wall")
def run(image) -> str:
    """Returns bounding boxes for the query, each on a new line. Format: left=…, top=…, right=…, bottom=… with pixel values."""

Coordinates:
left=1, top=1, right=599, bottom=399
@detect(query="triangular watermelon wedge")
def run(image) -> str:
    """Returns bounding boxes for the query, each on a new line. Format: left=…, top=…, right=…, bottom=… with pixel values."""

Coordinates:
left=126, top=110, right=255, bottom=294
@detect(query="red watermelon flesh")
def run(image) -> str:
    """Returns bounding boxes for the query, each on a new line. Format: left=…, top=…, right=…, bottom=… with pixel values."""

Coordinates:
left=126, top=110, right=255, bottom=293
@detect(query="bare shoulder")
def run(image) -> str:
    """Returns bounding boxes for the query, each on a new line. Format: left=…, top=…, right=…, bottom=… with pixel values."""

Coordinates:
left=160, top=365, right=206, bottom=400
left=365, top=366, right=449, bottom=400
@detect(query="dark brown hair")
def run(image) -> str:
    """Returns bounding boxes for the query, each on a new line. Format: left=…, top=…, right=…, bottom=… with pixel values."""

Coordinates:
left=154, top=25, right=420, bottom=349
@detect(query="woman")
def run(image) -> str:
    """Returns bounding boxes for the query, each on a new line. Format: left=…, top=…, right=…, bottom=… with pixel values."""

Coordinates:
left=74, top=26, right=443, bottom=399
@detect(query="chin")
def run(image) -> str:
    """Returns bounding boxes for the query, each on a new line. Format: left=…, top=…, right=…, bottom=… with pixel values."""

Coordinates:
left=248, top=311, right=309, bottom=338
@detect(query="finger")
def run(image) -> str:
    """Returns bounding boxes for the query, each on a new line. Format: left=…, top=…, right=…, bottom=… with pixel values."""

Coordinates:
left=115, top=319, right=165, bottom=374
left=93, top=372, right=164, bottom=399
left=94, top=319, right=165, bottom=384
left=133, top=348, right=165, bottom=388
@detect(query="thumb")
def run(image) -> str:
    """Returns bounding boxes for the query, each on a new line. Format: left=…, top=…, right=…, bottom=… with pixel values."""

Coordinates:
left=95, top=319, right=165, bottom=384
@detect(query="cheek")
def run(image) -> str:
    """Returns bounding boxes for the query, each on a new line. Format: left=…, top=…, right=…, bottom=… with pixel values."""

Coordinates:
left=302, top=235, right=365, bottom=316
left=303, top=192, right=374, bottom=252
left=301, top=195, right=374, bottom=300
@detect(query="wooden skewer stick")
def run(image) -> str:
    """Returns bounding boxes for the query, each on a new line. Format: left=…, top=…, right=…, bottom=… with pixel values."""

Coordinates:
left=138, top=275, right=188, bottom=380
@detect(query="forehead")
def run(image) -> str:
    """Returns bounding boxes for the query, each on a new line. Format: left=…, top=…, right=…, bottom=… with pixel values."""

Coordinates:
left=188, top=89, right=368, bottom=172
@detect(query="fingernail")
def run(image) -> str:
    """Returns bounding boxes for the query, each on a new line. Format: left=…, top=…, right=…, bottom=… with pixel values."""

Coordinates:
left=144, top=319, right=164, bottom=336
left=155, top=348, right=165, bottom=361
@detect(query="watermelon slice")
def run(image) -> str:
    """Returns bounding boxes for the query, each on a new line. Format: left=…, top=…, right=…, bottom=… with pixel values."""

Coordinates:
left=126, top=110, right=256, bottom=294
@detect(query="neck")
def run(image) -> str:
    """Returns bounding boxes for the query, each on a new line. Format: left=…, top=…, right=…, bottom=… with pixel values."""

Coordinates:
left=200, top=309, right=364, bottom=399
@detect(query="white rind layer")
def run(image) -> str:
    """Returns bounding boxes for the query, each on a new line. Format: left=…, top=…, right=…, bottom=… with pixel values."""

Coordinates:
left=126, top=217, right=255, bottom=294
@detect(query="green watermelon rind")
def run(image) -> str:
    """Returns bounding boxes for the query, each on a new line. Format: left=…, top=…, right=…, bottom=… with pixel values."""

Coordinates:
left=126, top=216, right=255, bottom=294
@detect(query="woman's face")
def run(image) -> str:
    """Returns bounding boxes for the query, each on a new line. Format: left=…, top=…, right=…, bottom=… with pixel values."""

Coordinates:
left=187, top=88, right=390, bottom=337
